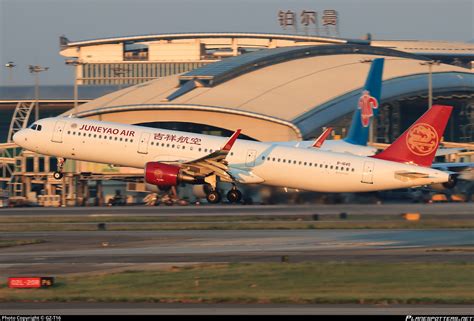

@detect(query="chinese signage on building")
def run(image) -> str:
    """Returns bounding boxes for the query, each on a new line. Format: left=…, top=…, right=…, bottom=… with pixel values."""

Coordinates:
left=278, top=9, right=339, bottom=36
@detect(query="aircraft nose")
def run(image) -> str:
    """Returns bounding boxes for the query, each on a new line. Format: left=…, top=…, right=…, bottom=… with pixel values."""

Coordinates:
left=12, top=130, right=26, bottom=145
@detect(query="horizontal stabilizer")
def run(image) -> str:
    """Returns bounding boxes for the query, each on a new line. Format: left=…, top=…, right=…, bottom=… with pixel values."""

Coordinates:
left=395, top=171, right=430, bottom=179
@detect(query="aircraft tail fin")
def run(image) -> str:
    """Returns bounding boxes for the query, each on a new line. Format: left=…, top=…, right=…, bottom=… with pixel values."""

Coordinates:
left=371, top=105, right=453, bottom=167
left=344, top=58, right=384, bottom=146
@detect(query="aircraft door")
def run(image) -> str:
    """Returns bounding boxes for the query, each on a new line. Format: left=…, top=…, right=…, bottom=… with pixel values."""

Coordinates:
left=245, top=149, right=257, bottom=167
left=51, top=120, right=66, bottom=143
left=137, top=132, right=151, bottom=154
left=361, top=161, right=374, bottom=184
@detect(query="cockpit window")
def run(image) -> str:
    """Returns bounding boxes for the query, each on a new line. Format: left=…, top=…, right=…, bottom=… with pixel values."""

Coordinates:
left=29, top=123, right=42, bottom=131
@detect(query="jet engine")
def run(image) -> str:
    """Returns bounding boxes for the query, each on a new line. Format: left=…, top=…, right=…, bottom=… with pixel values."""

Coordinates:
left=430, top=174, right=458, bottom=191
left=145, top=162, right=198, bottom=188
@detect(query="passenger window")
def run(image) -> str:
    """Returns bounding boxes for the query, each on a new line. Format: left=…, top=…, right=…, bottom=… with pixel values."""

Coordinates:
left=37, top=125, right=42, bottom=131
left=73, top=132, right=76, bottom=135
left=330, top=165, right=333, bottom=169
left=182, top=146, right=185, bottom=149
left=120, top=137, right=123, bottom=141
left=304, top=162, right=307, bottom=166
left=325, top=165, right=328, bottom=168
left=293, top=160, right=296, bottom=164
left=94, top=134, right=97, bottom=138
left=67, top=131, right=71, bottom=135
left=299, top=161, right=302, bottom=165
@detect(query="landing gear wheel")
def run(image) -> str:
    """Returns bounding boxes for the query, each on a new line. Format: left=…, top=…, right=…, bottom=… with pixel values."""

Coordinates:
left=227, top=189, right=242, bottom=203
left=53, top=171, right=64, bottom=180
left=206, top=190, right=222, bottom=204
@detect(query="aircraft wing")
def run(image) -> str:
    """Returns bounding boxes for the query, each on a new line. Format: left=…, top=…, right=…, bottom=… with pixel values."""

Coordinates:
left=432, top=162, right=474, bottom=172
left=167, top=129, right=244, bottom=182
left=369, top=142, right=466, bottom=157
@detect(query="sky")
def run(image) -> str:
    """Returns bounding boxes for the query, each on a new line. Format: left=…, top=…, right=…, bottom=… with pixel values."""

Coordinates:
left=0, top=0, right=473, bottom=86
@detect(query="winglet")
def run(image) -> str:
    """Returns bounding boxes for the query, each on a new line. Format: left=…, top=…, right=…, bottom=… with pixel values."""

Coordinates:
left=221, top=129, right=241, bottom=152
left=372, top=105, right=453, bottom=167
left=312, top=127, right=333, bottom=148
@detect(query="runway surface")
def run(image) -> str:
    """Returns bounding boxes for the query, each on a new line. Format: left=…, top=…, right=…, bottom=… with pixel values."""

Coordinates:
left=1, top=302, right=473, bottom=315
left=1, top=203, right=473, bottom=216
left=1, top=229, right=473, bottom=276
left=1, top=205, right=473, bottom=315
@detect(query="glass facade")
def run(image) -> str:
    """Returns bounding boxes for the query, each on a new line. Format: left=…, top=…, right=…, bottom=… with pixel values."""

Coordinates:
left=81, top=62, right=208, bottom=85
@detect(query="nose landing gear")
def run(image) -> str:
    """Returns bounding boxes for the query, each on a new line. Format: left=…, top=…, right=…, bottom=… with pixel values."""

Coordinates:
left=53, top=157, right=65, bottom=180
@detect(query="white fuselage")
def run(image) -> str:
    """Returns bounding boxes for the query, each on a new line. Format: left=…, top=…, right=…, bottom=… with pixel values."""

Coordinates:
left=13, top=117, right=450, bottom=193
left=276, top=140, right=378, bottom=157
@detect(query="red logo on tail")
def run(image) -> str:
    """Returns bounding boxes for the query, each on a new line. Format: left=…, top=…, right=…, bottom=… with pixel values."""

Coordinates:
left=358, top=90, right=378, bottom=127
left=406, top=123, right=438, bottom=156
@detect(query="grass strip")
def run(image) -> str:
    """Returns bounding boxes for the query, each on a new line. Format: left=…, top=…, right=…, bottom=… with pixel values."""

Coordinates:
left=0, top=220, right=473, bottom=232
left=1, top=262, right=472, bottom=304
left=0, top=239, right=45, bottom=248
left=0, top=214, right=470, bottom=224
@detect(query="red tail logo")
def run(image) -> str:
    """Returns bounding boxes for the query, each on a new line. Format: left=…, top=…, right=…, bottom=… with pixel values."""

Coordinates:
left=358, top=90, right=379, bottom=127
left=406, top=123, right=438, bottom=156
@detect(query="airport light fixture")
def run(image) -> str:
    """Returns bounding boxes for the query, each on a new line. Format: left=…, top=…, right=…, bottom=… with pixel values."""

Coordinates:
left=5, top=61, right=16, bottom=83
left=29, top=65, right=49, bottom=121
left=65, top=59, right=85, bottom=116
left=420, top=60, right=441, bottom=108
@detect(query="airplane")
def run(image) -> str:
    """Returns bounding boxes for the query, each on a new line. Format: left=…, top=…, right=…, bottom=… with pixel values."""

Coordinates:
left=13, top=105, right=455, bottom=204
left=278, top=57, right=384, bottom=156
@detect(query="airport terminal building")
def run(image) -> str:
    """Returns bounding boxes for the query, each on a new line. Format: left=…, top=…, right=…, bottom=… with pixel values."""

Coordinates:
left=1, top=33, right=473, bottom=205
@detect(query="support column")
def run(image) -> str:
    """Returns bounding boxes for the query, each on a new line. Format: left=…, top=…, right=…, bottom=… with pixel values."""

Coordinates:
left=96, top=180, right=104, bottom=206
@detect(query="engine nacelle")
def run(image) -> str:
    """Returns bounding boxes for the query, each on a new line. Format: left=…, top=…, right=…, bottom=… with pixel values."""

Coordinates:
left=430, top=174, right=458, bottom=191
left=145, top=162, right=198, bottom=188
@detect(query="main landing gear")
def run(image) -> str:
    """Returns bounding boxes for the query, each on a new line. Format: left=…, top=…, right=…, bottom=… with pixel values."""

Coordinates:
left=53, top=157, right=65, bottom=180
left=204, top=175, right=242, bottom=204
left=226, top=185, right=242, bottom=203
